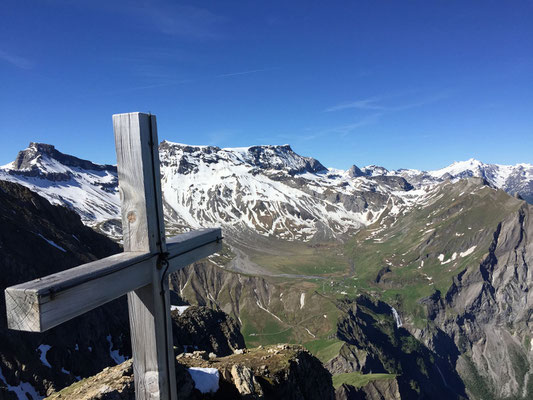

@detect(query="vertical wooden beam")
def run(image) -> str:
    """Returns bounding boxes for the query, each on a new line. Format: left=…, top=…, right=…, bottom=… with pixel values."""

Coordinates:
left=113, top=112, right=177, bottom=400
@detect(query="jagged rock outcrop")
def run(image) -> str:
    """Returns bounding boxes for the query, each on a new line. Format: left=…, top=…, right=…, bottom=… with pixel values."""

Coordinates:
left=171, top=305, right=246, bottom=356
left=178, top=344, right=334, bottom=399
left=45, top=359, right=135, bottom=400
left=417, top=202, right=533, bottom=399
left=346, top=165, right=365, bottom=178
left=49, top=345, right=334, bottom=400
left=230, top=363, right=263, bottom=397
left=368, top=176, right=413, bottom=191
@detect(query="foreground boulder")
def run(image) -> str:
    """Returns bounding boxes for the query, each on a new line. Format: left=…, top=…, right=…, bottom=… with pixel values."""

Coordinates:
left=45, top=360, right=134, bottom=400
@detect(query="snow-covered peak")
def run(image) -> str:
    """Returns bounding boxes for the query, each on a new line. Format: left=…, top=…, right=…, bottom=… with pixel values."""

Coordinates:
left=0, top=143, right=119, bottom=226
left=9, top=142, right=116, bottom=175
left=343, top=157, right=532, bottom=203
left=361, top=165, right=390, bottom=176
left=159, top=141, right=327, bottom=175
left=428, top=158, right=485, bottom=178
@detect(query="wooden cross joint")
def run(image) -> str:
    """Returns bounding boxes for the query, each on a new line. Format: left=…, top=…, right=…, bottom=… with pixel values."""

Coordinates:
left=4, top=112, right=222, bottom=400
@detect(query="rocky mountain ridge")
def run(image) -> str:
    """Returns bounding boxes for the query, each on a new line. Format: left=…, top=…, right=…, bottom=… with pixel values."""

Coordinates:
left=2, top=142, right=531, bottom=244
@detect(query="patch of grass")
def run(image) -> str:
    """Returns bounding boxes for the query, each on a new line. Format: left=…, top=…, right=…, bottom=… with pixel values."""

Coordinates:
left=241, top=315, right=295, bottom=347
left=304, top=339, right=344, bottom=363
left=332, top=372, right=396, bottom=389
left=249, top=240, right=350, bottom=276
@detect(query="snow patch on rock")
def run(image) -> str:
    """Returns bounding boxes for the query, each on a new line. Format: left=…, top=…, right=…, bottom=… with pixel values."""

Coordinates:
left=188, top=367, right=219, bottom=394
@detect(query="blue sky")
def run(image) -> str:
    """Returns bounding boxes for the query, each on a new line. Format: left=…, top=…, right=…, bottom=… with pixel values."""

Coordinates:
left=1, top=0, right=532, bottom=170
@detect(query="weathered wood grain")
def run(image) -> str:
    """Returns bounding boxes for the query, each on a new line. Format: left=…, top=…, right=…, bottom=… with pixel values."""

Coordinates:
left=4, top=234, right=221, bottom=333
left=5, top=289, right=40, bottom=332
left=5, top=251, right=151, bottom=332
left=166, top=228, right=221, bottom=258
left=113, top=113, right=165, bottom=253
left=114, top=112, right=177, bottom=400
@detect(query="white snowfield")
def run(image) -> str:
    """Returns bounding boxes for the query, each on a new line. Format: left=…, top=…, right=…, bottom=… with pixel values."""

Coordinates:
left=1, top=142, right=531, bottom=243
left=170, top=305, right=190, bottom=315
left=187, top=367, right=219, bottom=394
left=158, top=141, right=397, bottom=240
left=106, top=334, right=126, bottom=365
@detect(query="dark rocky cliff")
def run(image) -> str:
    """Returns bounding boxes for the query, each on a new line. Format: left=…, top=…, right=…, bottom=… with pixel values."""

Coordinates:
left=327, top=295, right=466, bottom=400
left=0, top=180, right=129, bottom=398
left=171, top=306, right=246, bottom=356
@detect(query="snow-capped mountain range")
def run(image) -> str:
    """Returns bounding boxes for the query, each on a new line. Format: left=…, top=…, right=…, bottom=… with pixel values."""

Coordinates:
left=1, top=142, right=531, bottom=241
left=360, top=158, right=533, bottom=203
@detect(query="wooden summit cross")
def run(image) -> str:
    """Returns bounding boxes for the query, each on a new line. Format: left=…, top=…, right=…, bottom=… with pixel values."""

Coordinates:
left=4, top=112, right=222, bottom=400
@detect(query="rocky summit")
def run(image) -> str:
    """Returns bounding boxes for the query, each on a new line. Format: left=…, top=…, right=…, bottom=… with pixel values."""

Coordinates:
left=47, top=344, right=334, bottom=400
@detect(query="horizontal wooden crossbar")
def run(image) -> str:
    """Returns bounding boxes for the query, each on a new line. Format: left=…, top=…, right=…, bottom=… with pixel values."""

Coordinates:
left=5, top=228, right=222, bottom=332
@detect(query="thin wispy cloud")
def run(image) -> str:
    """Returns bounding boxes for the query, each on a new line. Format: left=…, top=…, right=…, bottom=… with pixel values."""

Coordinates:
left=324, top=91, right=451, bottom=113
left=324, top=97, right=385, bottom=112
left=278, top=114, right=382, bottom=143
left=323, top=114, right=382, bottom=137
left=101, top=79, right=191, bottom=96
left=0, top=50, right=32, bottom=69
left=133, top=3, right=227, bottom=40
left=217, top=68, right=276, bottom=78
left=103, top=67, right=273, bottom=95
left=51, top=0, right=227, bottom=40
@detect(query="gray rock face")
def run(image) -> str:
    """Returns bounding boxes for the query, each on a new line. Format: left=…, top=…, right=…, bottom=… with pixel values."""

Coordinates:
left=230, top=364, right=263, bottom=396
left=159, top=142, right=327, bottom=176
left=346, top=165, right=365, bottom=178
left=368, top=176, right=413, bottom=191
left=335, top=378, right=401, bottom=400
left=419, top=203, right=533, bottom=399
left=171, top=306, right=246, bottom=357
